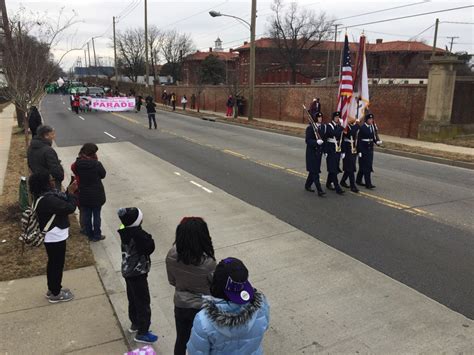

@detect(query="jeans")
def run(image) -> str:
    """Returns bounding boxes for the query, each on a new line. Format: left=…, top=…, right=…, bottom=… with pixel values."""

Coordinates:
left=148, top=113, right=157, bottom=129
left=44, top=240, right=67, bottom=296
left=174, top=306, right=200, bottom=355
left=126, top=274, right=151, bottom=336
left=82, top=206, right=102, bottom=240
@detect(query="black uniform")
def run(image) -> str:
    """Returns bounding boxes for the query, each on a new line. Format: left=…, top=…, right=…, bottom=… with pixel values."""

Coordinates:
left=340, top=123, right=360, bottom=192
left=305, top=123, right=326, bottom=195
left=325, top=120, right=344, bottom=194
left=356, top=122, right=378, bottom=188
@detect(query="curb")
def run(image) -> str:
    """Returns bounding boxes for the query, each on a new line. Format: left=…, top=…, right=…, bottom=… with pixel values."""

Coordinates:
left=156, top=107, right=474, bottom=170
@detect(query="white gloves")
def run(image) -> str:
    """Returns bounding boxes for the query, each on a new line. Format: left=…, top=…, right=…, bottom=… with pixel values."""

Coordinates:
left=358, top=152, right=362, bottom=158
left=317, top=139, right=323, bottom=145
left=341, top=153, right=345, bottom=159
left=376, top=140, right=383, bottom=145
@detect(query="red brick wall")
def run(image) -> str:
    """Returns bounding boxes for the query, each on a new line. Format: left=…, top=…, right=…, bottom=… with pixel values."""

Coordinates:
left=155, top=84, right=427, bottom=138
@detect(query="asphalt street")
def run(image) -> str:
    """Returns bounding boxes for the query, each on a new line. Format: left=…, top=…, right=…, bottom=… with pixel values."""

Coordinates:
left=42, top=94, right=474, bottom=319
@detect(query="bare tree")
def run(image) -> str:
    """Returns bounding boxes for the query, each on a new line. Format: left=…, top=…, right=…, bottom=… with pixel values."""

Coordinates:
left=116, top=28, right=146, bottom=82
left=148, top=26, right=165, bottom=80
left=226, top=65, right=243, bottom=118
left=0, top=6, right=79, bottom=132
left=161, top=30, right=195, bottom=82
left=267, top=0, right=333, bottom=84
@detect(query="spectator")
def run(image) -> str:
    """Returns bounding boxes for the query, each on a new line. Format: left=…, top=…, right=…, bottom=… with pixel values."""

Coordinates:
left=145, top=97, right=157, bottom=130
left=117, top=207, right=158, bottom=344
left=28, top=106, right=42, bottom=137
left=29, top=172, right=78, bottom=303
left=171, top=92, right=177, bottom=111
left=309, top=98, right=322, bottom=119
left=72, top=94, right=80, bottom=114
left=187, top=257, right=270, bottom=355
left=190, top=94, right=196, bottom=110
left=226, top=96, right=234, bottom=117
left=166, top=217, right=216, bottom=355
left=27, top=125, right=64, bottom=190
left=181, top=95, right=188, bottom=111
left=161, top=90, right=168, bottom=105
left=71, top=148, right=86, bottom=235
left=74, top=143, right=106, bottom=242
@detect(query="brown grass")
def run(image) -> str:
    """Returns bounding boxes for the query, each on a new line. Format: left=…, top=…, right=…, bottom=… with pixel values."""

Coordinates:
left=0, top=128, right=95, bottom=281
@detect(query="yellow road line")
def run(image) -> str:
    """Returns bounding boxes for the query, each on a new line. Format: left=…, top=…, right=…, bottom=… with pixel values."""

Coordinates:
left=110, top=111, right=431, bottom=217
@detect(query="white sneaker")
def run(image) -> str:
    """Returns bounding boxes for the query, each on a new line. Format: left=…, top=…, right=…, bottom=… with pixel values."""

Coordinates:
left=48, top=290, right=74, bottom=303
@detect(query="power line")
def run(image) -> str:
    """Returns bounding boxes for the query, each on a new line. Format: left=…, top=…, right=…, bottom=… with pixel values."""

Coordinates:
left=345, top=5, right=474, bottom=28
left=336, top=0, right=430, bottom=21
left=159, top=0, right=229, bottom=29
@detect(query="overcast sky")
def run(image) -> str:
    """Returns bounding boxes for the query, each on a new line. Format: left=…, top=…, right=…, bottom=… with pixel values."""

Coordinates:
left=5, top=0, right=474, bottom=70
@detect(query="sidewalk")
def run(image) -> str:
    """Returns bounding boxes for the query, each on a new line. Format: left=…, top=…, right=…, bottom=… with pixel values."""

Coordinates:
left=158, top=104, right=474, bottom=164
left=0, top=266, right=127, bottom=354
left=0, top=104, right=16, bottom=194
left=56, top=141, right=474, bottom=354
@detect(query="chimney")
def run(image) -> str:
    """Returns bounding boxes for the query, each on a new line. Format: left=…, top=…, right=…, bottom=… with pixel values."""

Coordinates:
left=376, top=38, right=383, bottom=44
left=229, top=48, right=233, bottom=52
left=244, top=41, right=248, bottom=45
left=209, top=47, right=213, bottom=52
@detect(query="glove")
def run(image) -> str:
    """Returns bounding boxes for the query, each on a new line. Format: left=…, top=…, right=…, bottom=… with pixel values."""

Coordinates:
left=341, top=153, right=345, bottom=159
left=376, top=140, right=383, bottom=145
left=317, top=139, right=323, bottom=145
left=324, top=153, right=328, bottom=158
left=358, top=152, right=362, bottom=158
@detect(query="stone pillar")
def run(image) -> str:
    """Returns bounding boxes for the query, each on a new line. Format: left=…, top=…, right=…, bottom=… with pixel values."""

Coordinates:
left=418, top=56, right=463, bottom=141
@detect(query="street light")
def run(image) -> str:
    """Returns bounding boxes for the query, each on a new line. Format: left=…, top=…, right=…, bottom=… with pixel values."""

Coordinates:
left=209, top=0, right=256, bottom=120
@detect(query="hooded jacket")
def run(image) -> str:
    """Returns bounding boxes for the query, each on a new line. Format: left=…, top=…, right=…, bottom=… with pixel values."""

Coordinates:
left=74, top=158, right=106, bottom=207
left=118, top=226, right=155, bottom=279
left=27, top=137, right=64, bottom=183
left=166, top=246, right=216, bottom=309
left=187, top=291, right=270, bottom=355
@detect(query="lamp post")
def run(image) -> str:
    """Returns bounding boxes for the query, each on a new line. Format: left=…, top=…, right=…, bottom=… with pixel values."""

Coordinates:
left=209, top=1, right=257, bottom=120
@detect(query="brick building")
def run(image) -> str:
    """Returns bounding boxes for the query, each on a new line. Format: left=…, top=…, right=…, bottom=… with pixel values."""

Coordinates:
left=234, top=38, right=445, bottom=85
left=181, top=39, right=239, bottom=85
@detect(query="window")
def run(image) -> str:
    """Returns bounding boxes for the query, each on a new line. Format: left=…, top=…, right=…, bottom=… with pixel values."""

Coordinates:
left=372, top=79, right=378, bottom=84
left=404, top=80, right=409, bottom=84
left=388, top=80, right=394, bottom=84
left=419, top=80, right=424, bottom=84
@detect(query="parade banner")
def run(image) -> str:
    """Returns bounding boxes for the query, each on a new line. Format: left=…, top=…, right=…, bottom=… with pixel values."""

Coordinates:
left=90, top=97, right=135, bottom=111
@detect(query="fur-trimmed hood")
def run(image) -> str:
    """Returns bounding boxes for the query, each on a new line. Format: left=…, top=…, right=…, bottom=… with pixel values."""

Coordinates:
left=202, top=291, right=264, bottom=330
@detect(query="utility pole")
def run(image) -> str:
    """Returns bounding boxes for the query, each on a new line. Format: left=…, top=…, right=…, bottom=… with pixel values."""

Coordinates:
left=248, top=0, right=257, bottom=120
left=87, top=42, right=91, bottom=68
left=144, top=0, right=149, bottom=88
left=92, top=37, right=98, bottom=81
left=84, top=49, right=87, bottom=68
left=447, top=36, right=459, bottom=53
left=331, top=24, right=341, bottom=83
left=432, top=18, right=439, bottom=57
left=113, top=16, right=118, bottom=88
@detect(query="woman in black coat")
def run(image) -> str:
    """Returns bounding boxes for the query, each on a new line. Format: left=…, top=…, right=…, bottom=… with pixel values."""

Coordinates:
left=75, top=143, right=106, bottom=241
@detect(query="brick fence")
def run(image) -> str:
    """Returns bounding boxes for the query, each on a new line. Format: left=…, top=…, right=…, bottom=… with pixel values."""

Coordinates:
left=155, top=84, right=427, bottom=138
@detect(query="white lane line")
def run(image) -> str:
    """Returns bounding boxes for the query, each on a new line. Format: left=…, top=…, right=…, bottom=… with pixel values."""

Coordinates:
left=78, top=115, right=85, bottom=121
left=67, top=107, right=71, bottom=111
left=174, top=172, right=181, bottom=176
left=104, top=131, right=116, bottom=139
left=190, top=180, right=213, bottom=193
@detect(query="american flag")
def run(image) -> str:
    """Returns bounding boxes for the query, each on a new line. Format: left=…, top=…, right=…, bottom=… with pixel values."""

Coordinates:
left=336, top=34, right=353, bottom=128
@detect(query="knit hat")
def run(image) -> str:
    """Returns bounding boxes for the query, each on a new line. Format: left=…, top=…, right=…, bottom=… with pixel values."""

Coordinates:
left=211, top=257, right=254, bottom=305
left=117, top=207, right=143, bottom=227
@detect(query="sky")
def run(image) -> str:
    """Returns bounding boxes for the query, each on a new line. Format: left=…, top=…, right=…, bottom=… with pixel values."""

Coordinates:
left=5, top=0, right=474, bottom=70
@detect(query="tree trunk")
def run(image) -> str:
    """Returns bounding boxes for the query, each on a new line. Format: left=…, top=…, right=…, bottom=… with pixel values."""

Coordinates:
left=15, top=105, right=25, bottom=128
left=290, top=69, right=297, bottom=85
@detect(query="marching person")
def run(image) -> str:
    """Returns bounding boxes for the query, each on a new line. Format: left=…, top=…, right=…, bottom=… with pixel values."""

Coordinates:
left=135, top=94, right=143, bottom=113
left=305, top=112, right=326, bottom=197
left=72, top=94, right=80, bottom=114
left=308, top=98, right=321, bottom=119
left=325, top=112, right=345, bottom=195
left=356, top=113, right=382, bottom=189
left=340, top=119, right=360, bottom=193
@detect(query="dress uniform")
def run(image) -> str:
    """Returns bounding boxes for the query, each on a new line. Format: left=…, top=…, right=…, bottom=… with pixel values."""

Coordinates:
left=305, top=112, right=326, bottom=197
left=356, top=113, right=382, bottom=189
left=325, top=112, right=345, bottom=194
left=340, top=122, right=360, bottom=193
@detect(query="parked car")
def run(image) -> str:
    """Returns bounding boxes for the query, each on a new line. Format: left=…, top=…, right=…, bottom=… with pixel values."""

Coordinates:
left=87, top=87, right=105, bottom=97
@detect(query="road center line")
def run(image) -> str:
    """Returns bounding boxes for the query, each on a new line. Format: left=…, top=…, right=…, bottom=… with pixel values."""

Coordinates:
left=190, top=180, right=213, bottom=193
left=104, top=131, right=116, bottom=139
left=78, top=115, right=85, bottom=121
left=190, top=180, right=202, bottom=188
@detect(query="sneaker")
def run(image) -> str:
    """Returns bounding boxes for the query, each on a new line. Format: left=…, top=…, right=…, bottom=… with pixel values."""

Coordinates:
left=128, top=325, right=138, bottom=334
left=45, top=288, right=70, bottom=299
left=48, top=290, right=74, bottom=303
left=89, top=235, right=106, bottom=242
left=134, top=331, right=158, bottom=344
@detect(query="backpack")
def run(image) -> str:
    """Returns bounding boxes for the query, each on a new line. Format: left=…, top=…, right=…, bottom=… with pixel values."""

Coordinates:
left=19, top=196, right=56, bottom=247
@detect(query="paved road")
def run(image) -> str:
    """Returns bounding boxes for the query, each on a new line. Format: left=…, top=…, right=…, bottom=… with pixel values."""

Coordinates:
left=42, top=95, right=474, bottom=319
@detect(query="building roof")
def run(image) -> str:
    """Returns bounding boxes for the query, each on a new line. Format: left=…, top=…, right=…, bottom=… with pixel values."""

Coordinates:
left=235, top=37, right=444, bottom=53
left=184, top=50, right=239, bottom=61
